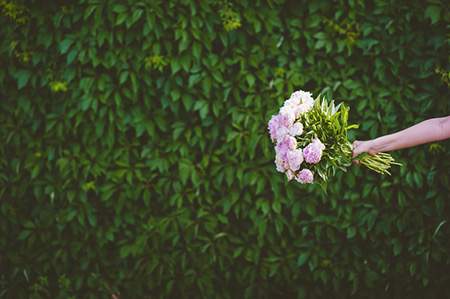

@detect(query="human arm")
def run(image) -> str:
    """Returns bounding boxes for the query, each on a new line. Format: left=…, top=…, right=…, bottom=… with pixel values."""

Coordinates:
left=352, top=116, right=450, bottom=157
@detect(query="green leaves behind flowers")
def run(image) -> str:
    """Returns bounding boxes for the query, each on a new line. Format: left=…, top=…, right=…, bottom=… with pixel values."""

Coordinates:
left=298, top=95, right=356, bottom=182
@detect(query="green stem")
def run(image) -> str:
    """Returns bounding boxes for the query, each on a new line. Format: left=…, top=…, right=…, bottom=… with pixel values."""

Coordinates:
left=357, top=152, right=401, bottom=175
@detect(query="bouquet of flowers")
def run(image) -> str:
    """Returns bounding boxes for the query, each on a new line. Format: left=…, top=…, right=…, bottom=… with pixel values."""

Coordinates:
left=268, top=90, right=400, bottom=184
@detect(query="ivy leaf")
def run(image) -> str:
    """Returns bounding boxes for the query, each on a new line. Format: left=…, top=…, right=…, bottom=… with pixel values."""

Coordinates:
left=424, top=5, right=441, bottom=24
left=119, top=71, right=129, bottom=85
left=179, top=160, right=191, bottom=185
left=112, top=4, right=127, bottom=13
left=246, top=74, right=255, bottom=87
left=347, top=227, right=356, bottom=239
left=59, top=38, right=74, bottom=54
left=272, top=200, right=281, bottom=214
left=16, top=70, right=30, bottom=89
left=18, top=230, right=32, bottom=240
left=297, top=253, right=309, bottom=267
left=128, top=9, right=143, bottom=27
left=67, top=49, right=78, bottom=64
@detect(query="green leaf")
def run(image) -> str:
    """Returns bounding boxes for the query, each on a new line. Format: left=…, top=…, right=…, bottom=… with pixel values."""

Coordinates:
left=179, top=33, right=190, bottom=53
left=170, top=89, right=181, bottom=101
left=246, top=74, right=255, bottom=87
left=59, top=38, right=74, bottom=54
left=192, top=42, right=201, bottom=60
left=16, top=70, right=30, bottom=89
left=130, top=72, right=138, bottom=94
left=179, top=161, right=191, bottom=185
left=347, top=227, right=356, bottom=239
left=272, top=200, right=281, bottom=214
left=80, top=97, right=91, bottom=111
left=119, top=71, right=129, bottom=85
left=314, top=32, right=327, bottom=40
left=257, top=218, right=267, bottom=237
left=115, top=13, right=128, bottom=26
left=95, top=120, right=105, bottom=137
left=297, top=252, right=309, bottom=267
left=31, top=165, right=40, bottom=178
left=425, top=5, right=441, bottom=24
left=432, top=220, right=447, bottom=239
left=87, top=212, right=97, bottom=227
left=84, top=5, right=97, bottom=20
left=305, top=202, right=316, bottom=216
left=67, top=49, right=78, bottom=64
left=291, top=202, right=301, bottom=217
left=18, top=230, right=32, bottom=240
left=261, top=201, right=269, bottom=215
left=67, top=209, right=77, bottom=221
left=128, top=9, right=143, bottom=27
left=233, top=247, right=244, bottom=258
left=112, top=4, right=127, bottom=13
left=392, top=239, right=402, bottom=256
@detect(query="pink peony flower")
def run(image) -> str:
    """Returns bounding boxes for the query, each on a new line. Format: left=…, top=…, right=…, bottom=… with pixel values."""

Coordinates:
left=296, top=169, right=314, bottom=184
left=276, top=135, right=297, bottom=159
left=285, top=90, right=314, bottom=117
left=285, top=170, right=295, bottom=181
left=279, top=110, right=295, bottom=126
left=268, top=113, right=295, bottom=143
left=279, top=109, right=296, bottom=127
left=287, top=149, right=303, bottom=171
left=303, top=138, right=325, bottom=164
left=290, top=90, right=314, bottom=103
left=275, top=154, right=288, bottom=173
left=294, top=102, right=313, bottom=117
left=268, top=114, right=282, bottom=142
left=289, top=122, right=303, bottom=136
left=312, top=138, right=325, bottom=150
left=275, top=126, right=289, bottom=141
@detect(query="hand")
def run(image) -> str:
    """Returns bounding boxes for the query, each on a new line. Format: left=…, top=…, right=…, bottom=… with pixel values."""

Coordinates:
left=352, top=140, right=377, bottom=158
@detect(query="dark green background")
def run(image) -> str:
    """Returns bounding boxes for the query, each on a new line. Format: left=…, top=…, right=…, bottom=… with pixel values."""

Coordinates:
left=1, top=0, right=449, bottom=298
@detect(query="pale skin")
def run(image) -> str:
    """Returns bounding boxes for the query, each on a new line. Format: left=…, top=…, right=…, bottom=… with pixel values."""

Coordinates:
left=352, top=116, right=450, bottom=158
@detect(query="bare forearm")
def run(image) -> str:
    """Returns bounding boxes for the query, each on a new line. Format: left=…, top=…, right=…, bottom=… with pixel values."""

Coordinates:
left=370, top=116, right=450, bottom=152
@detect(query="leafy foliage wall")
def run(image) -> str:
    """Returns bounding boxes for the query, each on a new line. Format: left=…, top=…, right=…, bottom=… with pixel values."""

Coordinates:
left=0, top=0, right=449, bottom=298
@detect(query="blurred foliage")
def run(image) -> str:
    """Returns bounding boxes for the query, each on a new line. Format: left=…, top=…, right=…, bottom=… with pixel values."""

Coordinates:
left=0, top=0, right=449, bottom=298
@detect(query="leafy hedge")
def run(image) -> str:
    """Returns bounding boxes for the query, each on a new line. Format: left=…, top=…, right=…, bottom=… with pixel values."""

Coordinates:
left=1, top=0, right=449, bottom=298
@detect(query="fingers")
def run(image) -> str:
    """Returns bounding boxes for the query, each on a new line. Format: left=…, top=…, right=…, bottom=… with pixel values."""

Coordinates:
left=352, top=140, right=361, bottom=148
left=352, top=140, right=361, bottom=158
left=368, top=148, right=378, bottom=156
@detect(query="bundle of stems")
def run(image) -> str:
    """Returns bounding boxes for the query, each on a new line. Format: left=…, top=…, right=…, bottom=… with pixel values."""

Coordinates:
left=357, top=152, right=402, bottom=175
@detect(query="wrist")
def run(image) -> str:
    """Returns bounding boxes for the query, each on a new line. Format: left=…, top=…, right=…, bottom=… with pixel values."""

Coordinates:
left=367, top=139, right=379, bottom=154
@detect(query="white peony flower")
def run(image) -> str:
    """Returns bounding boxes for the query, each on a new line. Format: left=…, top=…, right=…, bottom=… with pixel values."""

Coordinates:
left=291, top=90, right=313, bottom=103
